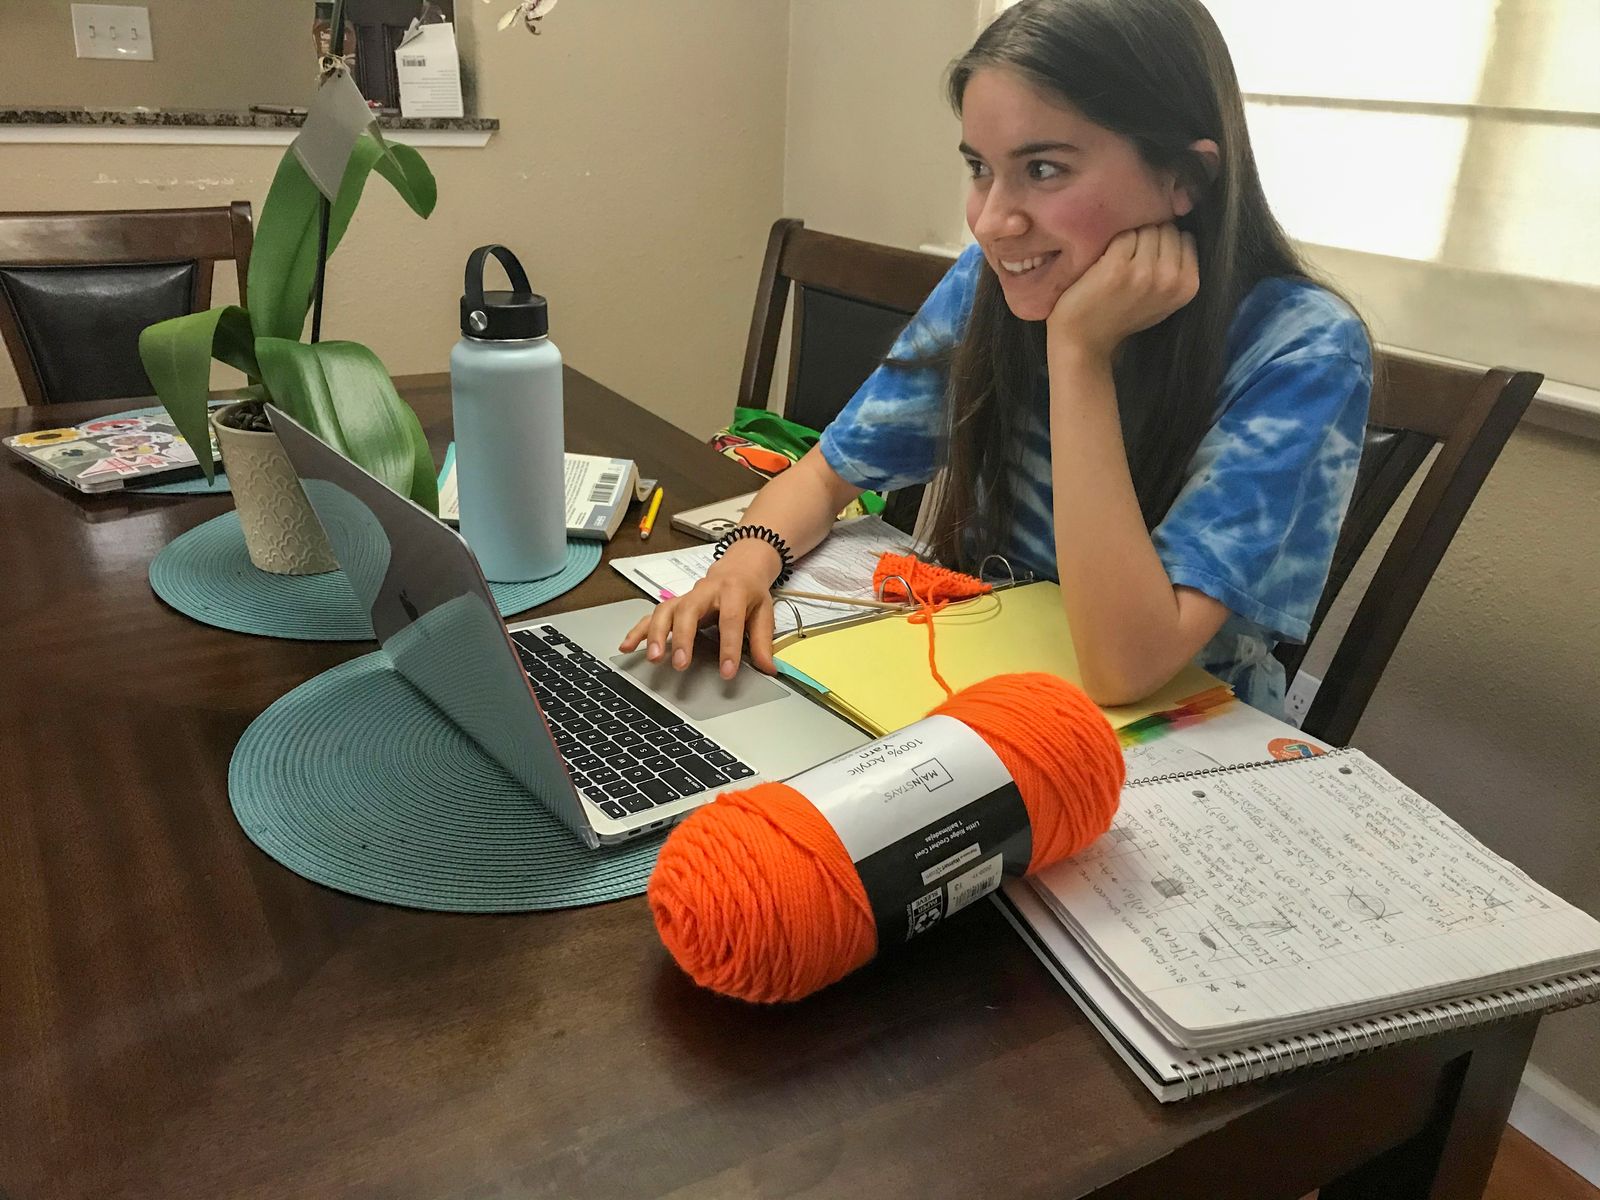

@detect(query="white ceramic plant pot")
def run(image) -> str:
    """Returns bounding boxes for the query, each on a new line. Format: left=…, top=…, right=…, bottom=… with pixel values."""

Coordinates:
left=210, top=403, right=338, bottom=576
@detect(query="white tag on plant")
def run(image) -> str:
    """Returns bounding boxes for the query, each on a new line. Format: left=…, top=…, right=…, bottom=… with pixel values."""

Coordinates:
left=293, top=67, right=380, bottom=201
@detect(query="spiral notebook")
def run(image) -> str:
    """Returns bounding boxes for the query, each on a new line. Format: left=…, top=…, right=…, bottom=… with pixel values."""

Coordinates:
left=999, top=748, right=1600, bottom=1101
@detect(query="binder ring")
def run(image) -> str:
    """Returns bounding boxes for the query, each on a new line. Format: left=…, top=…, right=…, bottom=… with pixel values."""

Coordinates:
left=876, top=573, right=918, bottom=605
left=978, top=554, right=1016, bottom=588
left=774, top=597, right=806, bottom=639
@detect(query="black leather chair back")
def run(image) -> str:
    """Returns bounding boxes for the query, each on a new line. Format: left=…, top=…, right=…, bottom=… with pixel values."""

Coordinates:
left=787, top=286, right=919, bottom=434
left=0, top=203, right=252, bottom=407
left=738, top=221, right=955, bottom=536
left=0, top=261, right=199, bottom=406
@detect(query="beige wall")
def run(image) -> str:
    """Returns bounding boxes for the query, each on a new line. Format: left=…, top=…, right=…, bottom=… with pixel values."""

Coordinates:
left=783, top=0, right=974, bottom=251
left=0, top=0, right=790, bottom=439
left=3, top=0, right=315, bottom=112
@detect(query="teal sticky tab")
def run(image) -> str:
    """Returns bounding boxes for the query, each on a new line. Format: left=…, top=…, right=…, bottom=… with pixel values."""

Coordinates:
left=775, top=659, right=830, bottom=695
left=438, top=440, right=456, bottom=490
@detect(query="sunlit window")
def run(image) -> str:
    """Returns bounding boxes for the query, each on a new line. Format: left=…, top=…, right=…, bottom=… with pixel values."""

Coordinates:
left=1204, top=0, right=1498, bottom=105
left=1244, top=104, right=1469, bottom=263
left=1207, top=0, right=1600, bottom=289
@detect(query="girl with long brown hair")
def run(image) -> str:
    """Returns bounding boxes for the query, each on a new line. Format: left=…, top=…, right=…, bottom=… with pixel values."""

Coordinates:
left=624, top=0, right=1371, bottom=718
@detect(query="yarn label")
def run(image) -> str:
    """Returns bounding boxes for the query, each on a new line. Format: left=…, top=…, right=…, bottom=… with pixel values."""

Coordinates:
left=787, top=715, right=1032, bottom=945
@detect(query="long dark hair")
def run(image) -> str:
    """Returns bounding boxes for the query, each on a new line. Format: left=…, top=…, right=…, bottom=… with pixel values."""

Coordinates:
left=924, top=0, right=1334, bottom=571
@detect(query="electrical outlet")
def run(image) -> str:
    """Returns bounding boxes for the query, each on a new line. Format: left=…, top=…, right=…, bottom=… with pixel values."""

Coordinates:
left=72, top=5, right=153, bottom=61
left=1284, top=671, right=1321, bottom=729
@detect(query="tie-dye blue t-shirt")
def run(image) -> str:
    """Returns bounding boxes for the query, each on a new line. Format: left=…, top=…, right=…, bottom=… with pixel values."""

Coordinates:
left=818, top=243, right=1371, bottom=716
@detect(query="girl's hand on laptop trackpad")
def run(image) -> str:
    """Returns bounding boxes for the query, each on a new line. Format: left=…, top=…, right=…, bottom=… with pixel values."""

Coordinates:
left=609, top=645, right=787, bottom=722
left=618, top=557, right=779, bottom=680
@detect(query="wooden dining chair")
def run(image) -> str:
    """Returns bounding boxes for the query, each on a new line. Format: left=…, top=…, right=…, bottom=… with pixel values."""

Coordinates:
left=738, top=217, right=953, bottom=532
left=1279, top=350, right=1542, bottom=746
left=0, top=202, right=254, bottom=406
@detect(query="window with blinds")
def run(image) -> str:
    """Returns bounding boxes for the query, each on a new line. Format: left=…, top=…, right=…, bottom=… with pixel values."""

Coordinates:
left=1204, top=0, right=1599, bottom=391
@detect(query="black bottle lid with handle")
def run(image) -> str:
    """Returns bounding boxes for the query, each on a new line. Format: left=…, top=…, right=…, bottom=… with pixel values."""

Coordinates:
left=460, top=244, right=548, bottom=341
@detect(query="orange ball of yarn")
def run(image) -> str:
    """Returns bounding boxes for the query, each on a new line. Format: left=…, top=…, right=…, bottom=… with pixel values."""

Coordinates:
left=648, top=672, right=1124, bottom=1003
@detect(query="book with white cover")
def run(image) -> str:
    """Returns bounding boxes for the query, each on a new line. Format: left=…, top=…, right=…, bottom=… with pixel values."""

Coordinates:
left=437, top=444, right=655, bottom=541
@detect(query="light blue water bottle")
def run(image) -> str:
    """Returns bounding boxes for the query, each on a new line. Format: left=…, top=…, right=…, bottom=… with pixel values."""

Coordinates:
left=450, top=245, right=566, bottom=583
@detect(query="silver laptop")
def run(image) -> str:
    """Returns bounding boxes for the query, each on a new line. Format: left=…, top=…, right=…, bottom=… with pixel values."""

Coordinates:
left=269, top=405, right=868, bottom=848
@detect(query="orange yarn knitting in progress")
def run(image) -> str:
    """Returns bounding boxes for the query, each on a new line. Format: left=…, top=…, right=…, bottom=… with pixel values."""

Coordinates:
left=871, top=553, right=993, bottom=699
left=872, top=553, right=992, bottom=607
left=648, top=672, right=1124, bottom=1004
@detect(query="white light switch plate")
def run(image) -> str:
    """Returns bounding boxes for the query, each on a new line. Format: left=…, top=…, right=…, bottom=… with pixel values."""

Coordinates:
left=72, top=4, right=154, bottom=61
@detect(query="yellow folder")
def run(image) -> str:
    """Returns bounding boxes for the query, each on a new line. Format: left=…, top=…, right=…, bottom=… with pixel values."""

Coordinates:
left=773, top=580, right=1230, bottom=736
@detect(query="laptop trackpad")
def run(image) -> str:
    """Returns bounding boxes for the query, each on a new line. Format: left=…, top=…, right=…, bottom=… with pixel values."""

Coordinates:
left=609, top=651, right=789, bottom=723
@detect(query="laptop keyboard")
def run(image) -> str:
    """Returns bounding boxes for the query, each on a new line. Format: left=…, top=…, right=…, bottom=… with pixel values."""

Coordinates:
left=509, top=624, right=756, bottom=820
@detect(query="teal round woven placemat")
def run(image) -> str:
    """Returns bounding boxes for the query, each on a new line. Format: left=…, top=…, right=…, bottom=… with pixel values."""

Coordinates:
left=149, top=511, right=601, bottom=640
left=230, top=652, right=663, bottom=910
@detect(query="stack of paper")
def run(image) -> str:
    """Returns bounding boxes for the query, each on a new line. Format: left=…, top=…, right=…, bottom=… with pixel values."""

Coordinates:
left=612, top=515, right=916, bottom=637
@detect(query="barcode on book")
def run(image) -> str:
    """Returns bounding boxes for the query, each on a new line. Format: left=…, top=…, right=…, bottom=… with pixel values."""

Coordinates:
left=588, top=471, right=621, bottom=503
left=401, top=55, right=426, bottom=67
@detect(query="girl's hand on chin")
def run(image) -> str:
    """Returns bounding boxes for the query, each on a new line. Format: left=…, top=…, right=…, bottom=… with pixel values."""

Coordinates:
left=1045, top=223, right=1198, bottom=361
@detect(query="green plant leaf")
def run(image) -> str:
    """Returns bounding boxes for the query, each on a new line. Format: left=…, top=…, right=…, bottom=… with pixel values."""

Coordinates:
left=406, top=404, right=440, bottom=514
left=247, top=134, right=437, bottom=343
left=370, top=139, right=437, bottom=218
left=246, top=151, right=326, bottom=342
left=138, top=308, right=235, bottom=479
left=254, top=337, right=437, bottom=512
left=212, top=305, right=259, bottom=379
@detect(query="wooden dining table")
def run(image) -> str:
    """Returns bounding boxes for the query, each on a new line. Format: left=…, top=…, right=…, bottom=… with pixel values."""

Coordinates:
left=0, top=370, right=1537, bottom=1200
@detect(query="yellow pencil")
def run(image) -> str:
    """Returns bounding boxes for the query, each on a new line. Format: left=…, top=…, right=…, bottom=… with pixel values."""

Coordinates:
left=639, top=486, right=665, bottom=540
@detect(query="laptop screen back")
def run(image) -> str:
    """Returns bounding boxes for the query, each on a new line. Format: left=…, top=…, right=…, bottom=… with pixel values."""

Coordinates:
left=266, top=405, right=593, bottom=847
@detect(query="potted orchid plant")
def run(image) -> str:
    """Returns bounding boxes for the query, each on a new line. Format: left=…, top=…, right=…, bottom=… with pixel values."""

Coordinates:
left=139, top=26, right=439, bottom=575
